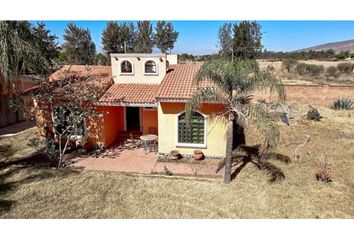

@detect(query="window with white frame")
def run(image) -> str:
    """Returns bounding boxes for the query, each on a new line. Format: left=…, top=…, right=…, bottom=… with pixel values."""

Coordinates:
left=144, top=60, right=157, bottom=74
left=121, top=60, right=133, bottom=74
left=177, top=112, right=206, bottom=145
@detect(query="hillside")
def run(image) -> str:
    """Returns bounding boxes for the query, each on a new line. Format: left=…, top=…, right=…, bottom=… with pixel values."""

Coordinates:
left=297, top=39, right=354, bottom=53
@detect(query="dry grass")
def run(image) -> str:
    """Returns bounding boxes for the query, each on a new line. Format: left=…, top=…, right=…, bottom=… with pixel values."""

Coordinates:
left=258, top=59, right=354, bottom=84
left=1, top=103, right=353, bottom=218
left=0, top=127, right=41, bottom=162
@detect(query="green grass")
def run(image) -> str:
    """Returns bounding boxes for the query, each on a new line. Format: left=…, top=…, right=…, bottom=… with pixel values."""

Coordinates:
left=1, top=103, right=353, bottom=218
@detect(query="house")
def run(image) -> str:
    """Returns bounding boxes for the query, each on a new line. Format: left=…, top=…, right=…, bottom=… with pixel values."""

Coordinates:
left=0, top=76, right=38, bottom=128
left=34, top=53, right=228, bottom=158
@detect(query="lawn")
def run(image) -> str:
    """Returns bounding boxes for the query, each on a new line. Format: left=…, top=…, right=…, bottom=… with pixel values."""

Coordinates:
left=0, top=103, right=353, bottom=218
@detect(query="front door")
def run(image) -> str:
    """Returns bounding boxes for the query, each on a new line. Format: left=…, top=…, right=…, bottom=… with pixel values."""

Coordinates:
left=126, top=107, right=141, bottom=131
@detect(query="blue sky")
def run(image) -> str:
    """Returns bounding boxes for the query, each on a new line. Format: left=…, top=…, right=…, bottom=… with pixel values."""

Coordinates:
left=31, top=21, right=354, bottom=55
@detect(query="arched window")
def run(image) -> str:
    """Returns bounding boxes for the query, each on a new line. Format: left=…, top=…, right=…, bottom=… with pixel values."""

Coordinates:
left=121, top=61, right=133, bottom=73
left=145, top=60, right=157, bottom=74
left=177, top=112, right=205, bottom=145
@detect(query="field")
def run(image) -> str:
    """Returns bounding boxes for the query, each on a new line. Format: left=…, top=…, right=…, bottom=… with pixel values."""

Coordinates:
left=0, top=103, right=353, bottom=218
left=258, top=59, right=354, bottom=85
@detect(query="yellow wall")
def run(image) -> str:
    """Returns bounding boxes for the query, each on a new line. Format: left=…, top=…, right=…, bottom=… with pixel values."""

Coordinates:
left=158, top=102, right=227, bottom=157
left=96, top=106, right=124, bottom=146
left=141, top=108, right=158, bottom=135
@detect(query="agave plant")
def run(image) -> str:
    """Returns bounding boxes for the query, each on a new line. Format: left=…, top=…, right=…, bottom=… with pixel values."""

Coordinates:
left=331, top=97, right=353, bottom=110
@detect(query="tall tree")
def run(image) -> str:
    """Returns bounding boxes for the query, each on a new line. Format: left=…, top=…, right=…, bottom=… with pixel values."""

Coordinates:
left=155, top=21, right=179, bottom=53
left=186, top=60, right=285, bottom=183
left=32, top=22, right=60, bottom=71
left=218, top=23, right=233, bottom=60
left=232, top=21, right=263, bottom=60
left=102, top=21, right=121, bottom=55
left=0, top=21, right=50, bottom=95
left=120, top=22, right=137, bottom=53
left=62, top=23, right=96, bottom=65
left=134, top=21, right=154, bottom=53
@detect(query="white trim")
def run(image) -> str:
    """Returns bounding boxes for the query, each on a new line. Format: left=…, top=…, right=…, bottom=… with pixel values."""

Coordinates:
left=143, top=59, right=159, bottom=75
left=175, top=110, right=208, bottom=149
left=119, top=60, right=134, bottom=75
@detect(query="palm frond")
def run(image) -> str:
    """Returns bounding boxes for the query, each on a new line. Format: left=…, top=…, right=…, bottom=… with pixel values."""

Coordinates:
left=244, top=102, right=280, bottom=153
left=185, top=87, right=227, bottom=121
left=245, top=71, right=286, bottom=103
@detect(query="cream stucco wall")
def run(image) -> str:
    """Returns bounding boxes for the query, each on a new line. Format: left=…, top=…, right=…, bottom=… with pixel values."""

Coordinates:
left=158, top=102, right=227, bottom=158
left=111, top=53, right=168, bottom=84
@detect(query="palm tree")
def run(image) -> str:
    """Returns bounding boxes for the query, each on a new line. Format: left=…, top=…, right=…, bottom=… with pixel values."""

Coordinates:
left=186, top=59, right=285, bottom=184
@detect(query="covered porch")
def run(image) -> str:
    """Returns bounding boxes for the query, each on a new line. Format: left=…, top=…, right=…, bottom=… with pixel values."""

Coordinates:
left=96, top=104, right=158, bottom=147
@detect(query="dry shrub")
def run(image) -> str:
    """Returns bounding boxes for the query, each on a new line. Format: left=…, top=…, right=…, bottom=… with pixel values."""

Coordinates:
left=337, top=62, right=354, bottom=75
left=315, top=155, right=334, bottom=183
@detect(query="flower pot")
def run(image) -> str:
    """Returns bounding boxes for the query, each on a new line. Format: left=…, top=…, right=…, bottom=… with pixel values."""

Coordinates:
left=169, top=150, right=181, bottom=160
left=193, top=150, right=204, bottom=160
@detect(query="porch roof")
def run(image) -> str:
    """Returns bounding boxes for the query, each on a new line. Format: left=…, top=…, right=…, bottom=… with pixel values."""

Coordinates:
left=99, top=83, right=159, bottom=104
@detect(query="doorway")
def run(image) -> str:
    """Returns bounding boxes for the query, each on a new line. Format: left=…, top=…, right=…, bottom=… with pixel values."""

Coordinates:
left=125, top=107, right=141, bottom=131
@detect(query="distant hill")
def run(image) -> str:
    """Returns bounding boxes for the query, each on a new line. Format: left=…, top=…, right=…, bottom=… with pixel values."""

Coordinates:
left=297, top=39, right=354, bottom=53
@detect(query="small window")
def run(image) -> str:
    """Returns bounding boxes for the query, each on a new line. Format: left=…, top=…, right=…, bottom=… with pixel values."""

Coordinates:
left=178, top=112, right=205, bottom=145
left=121, top=61, right=133, bottom=73
left=145, top=60, right=157, bottom=74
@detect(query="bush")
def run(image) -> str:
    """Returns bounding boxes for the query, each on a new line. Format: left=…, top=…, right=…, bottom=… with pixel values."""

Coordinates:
left=282, top=59, right=298, bottom=73
left=331, top=97, right=354, bottom=110
left=296, top=63, right=324, bottom=77
left=315, top=155, right=333, bottom=183
left=325, top=66, right=339, bottom=79
left=337, top=62, right=354, bottom=75
left=306, top=106, right=322, bottom=121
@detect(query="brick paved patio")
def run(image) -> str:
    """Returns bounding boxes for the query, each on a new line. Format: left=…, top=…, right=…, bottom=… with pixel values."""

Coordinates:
left=72, top=147, right=222, bottom=178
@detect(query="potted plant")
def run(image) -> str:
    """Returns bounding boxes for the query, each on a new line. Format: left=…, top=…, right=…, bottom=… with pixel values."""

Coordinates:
left=169, top=150, right=181, bottom=160
left=193, top=150, right=204, bottom=160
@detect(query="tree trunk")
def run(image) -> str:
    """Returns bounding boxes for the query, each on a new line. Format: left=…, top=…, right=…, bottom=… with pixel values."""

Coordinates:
left=224, top=118, right=234, bottom=184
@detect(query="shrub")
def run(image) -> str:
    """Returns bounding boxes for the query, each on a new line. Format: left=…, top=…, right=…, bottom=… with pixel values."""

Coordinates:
left=331, top=97, right=354, bottom=110
left=325, top=66, right=339, bottom=78
left=335, top=51, right=350, bottom=60
left=306, top=106, right=322, bottom=121
left=266, top=65, right=275, bottom=72
left=337, top=62, right=354, bottom=75
left=282, top=59, right=298, bottom=73
left=296, top=63, right=324, bottom=77
left=315, top=155, right=333, bottom=183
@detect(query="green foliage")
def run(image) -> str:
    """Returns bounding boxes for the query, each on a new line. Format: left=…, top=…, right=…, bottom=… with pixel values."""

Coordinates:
left=178, top=53, right=195, bottom=62
left=232, top=21, right=263, bottom=60
left=335, top=51, right=350, bottom=60
left=95, top=53, right=109, bottom=66
left=282, top=59, right=298, bottom=73
left=259, top=49, right=336, bottom=61
left=155, top=21, right=179, bottom=53
left=295, top=63, right=324, bottom=77
left=101, top=21, right=137, bottom=56
left=62, top=23, right=96, bottom=65
left=0, top=21, right=54, bottom=94
left=134, top=21, right=154, bottom=53
left=187, top=59, right=285, bottom=154
left=337, top=62, right=354, bottom=74
left=217, top=23, right=233, bottom=60
left=331, top=97, right=354, bottom=110
left=306, top=106, right=322, bottom=121
left=326, top=66, right=338, bottom=78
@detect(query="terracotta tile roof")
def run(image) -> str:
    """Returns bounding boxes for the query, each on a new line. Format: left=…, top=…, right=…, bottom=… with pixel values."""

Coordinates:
left=26, top=65, right=113, bottom=98
left=156, top=64, right=214, bottom=100
left=100, top=83, right=160, bottom=104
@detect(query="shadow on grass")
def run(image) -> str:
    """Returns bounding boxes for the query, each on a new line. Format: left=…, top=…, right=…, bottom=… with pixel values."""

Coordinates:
left=0, top=152, right=82, bottom=216
left=217, top=145, right=291, bottom=183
